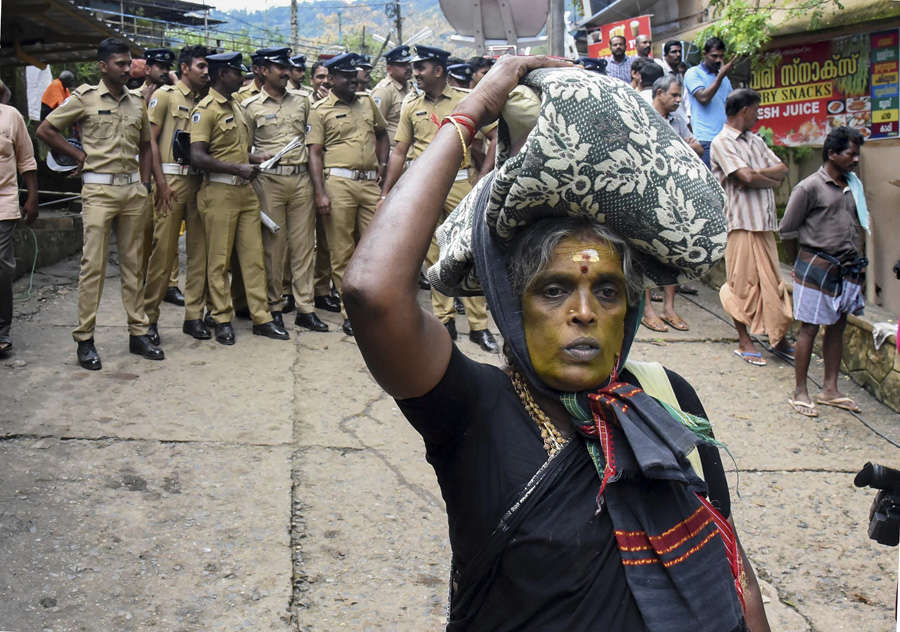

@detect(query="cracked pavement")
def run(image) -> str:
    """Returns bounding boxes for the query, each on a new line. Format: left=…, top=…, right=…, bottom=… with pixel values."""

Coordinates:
left=1, top=247, right=899, bottom=631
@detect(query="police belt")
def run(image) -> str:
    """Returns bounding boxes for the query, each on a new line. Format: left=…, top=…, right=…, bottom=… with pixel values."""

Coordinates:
left=161, top=163, right=200, bottom=176
left=326, top=167, right=378, bottom=181
left=82, top=171, right=141, bottom=186
left=207, top=172, right=250, bottom=186
left=406, top=161, right=469, bottom=182
left=260, top=164, right=307, bottom=176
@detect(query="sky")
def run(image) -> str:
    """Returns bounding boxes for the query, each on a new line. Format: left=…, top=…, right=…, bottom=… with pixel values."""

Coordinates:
left=204, top=0, right=307, bottom=12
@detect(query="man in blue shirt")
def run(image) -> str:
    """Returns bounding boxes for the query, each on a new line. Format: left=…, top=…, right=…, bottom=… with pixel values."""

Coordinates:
left=604, top=35, right=633, bottom=83
left=684, top=37, right=738, bottom=167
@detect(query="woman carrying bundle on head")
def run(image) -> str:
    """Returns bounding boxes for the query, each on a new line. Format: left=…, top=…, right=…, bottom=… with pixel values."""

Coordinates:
left=342, top=55, right=770, bottom=632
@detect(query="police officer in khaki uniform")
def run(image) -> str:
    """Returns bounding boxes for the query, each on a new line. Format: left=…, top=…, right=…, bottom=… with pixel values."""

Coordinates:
left=371, top=45, right=413, bottom=147
left=243, top=48, right=328, bottom=332
left=288, top=54, right=314, bottom=99
left=447, top=62, right=474, bottom=89
left=379, top=45, right=498, bottom=352
left=308, top=53, right=389, bottom=336
left=38, top=37, right=164, bottom=370
left=233, top=49, right=265, bottom=105
left=144, top=44, right=211, bottom=342
left=356, top=54, right=373, bottom=92
left=189, top=51, right=289, bottom=345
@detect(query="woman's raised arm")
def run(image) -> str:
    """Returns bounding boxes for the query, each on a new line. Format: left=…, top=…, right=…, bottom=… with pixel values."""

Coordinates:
left=342, top=55, right=570, bottom=399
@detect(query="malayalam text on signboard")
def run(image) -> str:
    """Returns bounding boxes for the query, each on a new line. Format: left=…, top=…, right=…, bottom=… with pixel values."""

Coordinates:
left=752, top=31, right=900, bottom=146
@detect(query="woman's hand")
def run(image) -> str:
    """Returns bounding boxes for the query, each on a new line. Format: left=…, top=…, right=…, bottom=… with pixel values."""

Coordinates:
left=454, top=55, right=572, bottom=128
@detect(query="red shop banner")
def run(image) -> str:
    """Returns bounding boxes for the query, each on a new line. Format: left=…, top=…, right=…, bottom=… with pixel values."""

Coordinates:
left=586, top=15, right=652, bottom=59
left=752, top=31, right=899, bottom=146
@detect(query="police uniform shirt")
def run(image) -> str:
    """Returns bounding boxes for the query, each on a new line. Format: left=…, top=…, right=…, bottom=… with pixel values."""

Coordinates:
left=147, top=81, right=201, bottom=164
left=189, top=87, right=251, bottom=163
left=371, top=76, right=410, bottom=142
left=289, top=84, right=315, bottom=101
left=396, top=84, right=495, bottom=167
left=307, top=91, right=387, bottom=171
left=234, top=81, right=261, bottom=105
left=46, top=81, right=150, bottom=173
left=242, top=89, right=310, bottom=165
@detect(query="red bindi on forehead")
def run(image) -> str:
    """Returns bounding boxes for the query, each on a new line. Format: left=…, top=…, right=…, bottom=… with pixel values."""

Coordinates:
left=580, top=265, right=588, bottom=274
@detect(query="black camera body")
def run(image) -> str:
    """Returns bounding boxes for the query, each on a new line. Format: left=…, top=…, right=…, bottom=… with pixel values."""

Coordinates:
left=855, top=462, right=900, bottom=546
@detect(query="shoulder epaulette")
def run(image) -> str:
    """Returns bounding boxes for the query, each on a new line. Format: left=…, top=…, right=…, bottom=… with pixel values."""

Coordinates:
left=241, top=93, right=263, bottom=107
left=196, top=94, right=214, bottom=108
left=73, top=84, right=96, bottom=96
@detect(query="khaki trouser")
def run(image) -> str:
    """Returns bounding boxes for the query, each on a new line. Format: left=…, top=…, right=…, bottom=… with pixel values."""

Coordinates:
left=322, top=175, right=379, bottom=316
left=425, top=180, right=488, bottom=330
left=313, top=216, right=332, bottom=297
left=73, top=182, right=151, bottom=342
left=197, top=181, right=272, bottom=326
left=169, top=250, right=179, bottom=287
left=144, top=174, right=207, bottom=323
left=258, top=171, right=316, bottom=313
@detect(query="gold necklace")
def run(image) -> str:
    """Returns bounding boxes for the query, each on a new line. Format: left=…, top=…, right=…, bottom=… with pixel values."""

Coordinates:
left=511, top=371, right=570, bottom=456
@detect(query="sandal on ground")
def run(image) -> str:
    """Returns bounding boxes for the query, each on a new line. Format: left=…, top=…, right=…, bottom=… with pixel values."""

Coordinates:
left=660, top=315, right=689, bottom=331
left=733, top=349, right=766, bottom=366
left=641, top=316, right=669, bottom=332
left=816, top=396, right=861, bottom=413
left=0, top=340, right=11, bottom=358
left=788, top=398, right=819, bottom=417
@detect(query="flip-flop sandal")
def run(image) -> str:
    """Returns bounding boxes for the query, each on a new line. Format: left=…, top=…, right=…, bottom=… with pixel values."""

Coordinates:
left=733, top=349, right=766, bottom=366
left=641, top=317, right=669, bottom=332
left=788, top=399, right=819, bottom=417
left=816, top=396, right=861, bottom=413
left=660, top=315, right=689, bottom=331
left=0, top=341, right=11, bottom=357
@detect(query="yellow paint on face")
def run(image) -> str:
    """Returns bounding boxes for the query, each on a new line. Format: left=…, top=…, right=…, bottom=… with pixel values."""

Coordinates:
left=522, top=236, right=628, bottom=392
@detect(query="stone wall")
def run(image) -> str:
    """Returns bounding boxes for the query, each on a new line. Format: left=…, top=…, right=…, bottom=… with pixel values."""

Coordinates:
left=13, top=211, right=82, bottom=279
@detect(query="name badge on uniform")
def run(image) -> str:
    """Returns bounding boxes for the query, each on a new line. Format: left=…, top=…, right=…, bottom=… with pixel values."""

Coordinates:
left=224, top=115, right=234, bottom=123
left=178, top=105, right=190, bottom=112
left=98, top=109, right=112, bottom=115
left=414, top=110, right=427, bottom=116
left=335, top=113, right=347, bottom=119
left=264, top=113, right=277, bottom=120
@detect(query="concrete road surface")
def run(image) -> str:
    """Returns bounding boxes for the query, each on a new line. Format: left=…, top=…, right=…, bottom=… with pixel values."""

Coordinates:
left=1, top=247, right=898, bottom=631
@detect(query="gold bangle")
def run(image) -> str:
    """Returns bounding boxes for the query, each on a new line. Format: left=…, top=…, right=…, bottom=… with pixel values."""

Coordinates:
left=447, top=118, right=469, bottom=167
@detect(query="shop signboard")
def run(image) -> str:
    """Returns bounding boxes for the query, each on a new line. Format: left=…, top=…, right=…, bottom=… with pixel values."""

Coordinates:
left=752, top=30, right=900, bottom=146
left=586, top=15, right=652, bottom=59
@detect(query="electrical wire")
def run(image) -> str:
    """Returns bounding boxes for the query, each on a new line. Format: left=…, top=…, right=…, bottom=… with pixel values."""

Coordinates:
left=678, top=292, right=900, bottom=450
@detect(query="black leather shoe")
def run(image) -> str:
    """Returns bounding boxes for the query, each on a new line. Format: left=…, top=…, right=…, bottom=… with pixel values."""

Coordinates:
left=183, top=319, right=212, bottom=340
left=203, top=312, right=217, bottom=329
left=295, top=312, right=329, bottom=332
left=215, top=322, right=235, bottom=345
left=314, top=295, right=341, bottom=313
left=234, top=306, right=251, bottom=320
left=252, top=320, right=290, bottom=340
left=129, top=334, right=165, bottom=360
left=469, top=329, right=498, bottom=353
left=282, top=294, right=296, bottom=313
left=444, top=318, right=457, bottom=341
left=163, top=286, right=185, bottom=306
left=341, top=318, right=354, bottom=336
left=271, top=311, right=285, bottom=329
left=76, top=339, right=102, bottom=370
left=147, top=322, right=161, bottom=346
left=453, top=297, right=466, bottom=315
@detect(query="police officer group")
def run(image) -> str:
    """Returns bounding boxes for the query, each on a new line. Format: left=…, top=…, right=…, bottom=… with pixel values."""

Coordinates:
left=35, top=37, right=499, bottom=371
